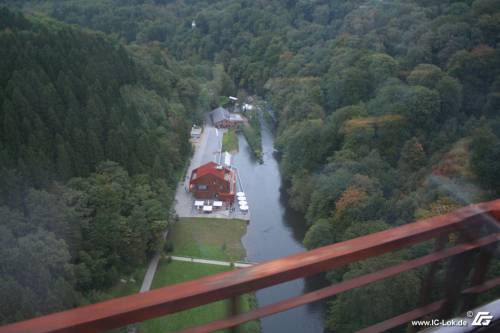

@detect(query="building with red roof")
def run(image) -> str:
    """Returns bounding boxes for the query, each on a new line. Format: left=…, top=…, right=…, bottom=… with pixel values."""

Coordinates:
left=189, top=162, right=236, bottom=203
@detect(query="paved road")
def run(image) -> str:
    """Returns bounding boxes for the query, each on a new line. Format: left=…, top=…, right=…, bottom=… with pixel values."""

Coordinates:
left=189, top=114, right=224, bottom=174
left=131, top=118, right=231, bottom=332
left=174, top=115, right=224, bottom=217
left=170, top=255, right=255, bottom=268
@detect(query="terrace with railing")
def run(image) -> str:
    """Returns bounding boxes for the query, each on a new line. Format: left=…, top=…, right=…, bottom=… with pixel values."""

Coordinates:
left=1, top=199, right=500, bottom=333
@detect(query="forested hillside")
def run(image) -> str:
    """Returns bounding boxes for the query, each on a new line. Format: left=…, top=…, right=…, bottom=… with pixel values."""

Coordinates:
left=3, top=0, right=500, bottom=331
left=0, top=7, right=204, bottom=324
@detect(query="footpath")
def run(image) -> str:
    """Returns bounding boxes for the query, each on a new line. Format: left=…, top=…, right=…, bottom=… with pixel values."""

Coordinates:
left=169, top=255, right=255, bottom=268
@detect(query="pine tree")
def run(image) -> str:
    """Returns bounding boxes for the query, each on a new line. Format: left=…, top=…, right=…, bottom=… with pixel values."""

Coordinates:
left=105, top=129, right=124, bottom=164
left=136, top=132, right=153, bottom=168
left=46, top=107, right=61, bottom=134
left=87, top=130, right=104, bottom=167
left=152, top=155, right=164, bottom=179
left=72, top=129, right=90, bottom=176
left=2, top=99, right=21, bottom=158
left=56, top=142, right=73, bottom=180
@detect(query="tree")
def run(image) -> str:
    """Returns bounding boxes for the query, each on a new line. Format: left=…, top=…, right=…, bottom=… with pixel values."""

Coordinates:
left=0, top=229, right=78, bottom=324
left=277, top=119, right=332, bottom=179
left=325, top=66, right=372, bottom=110
left=87, top=130, right=104, bottom=167
left=404, top=86, right=441, bottom=131
left=327, top=253, right=420, bottom=333
left=470, top=126, right=500, bottom=194
left=436, top=76, right=463, bottom=116
left=408, top=64, right=444, bottom=88
left=398, top=137, right=426, bottom=174
left=152, top=155, right=165, bottom=179
left=56, top=140, right=73, bottom=180
left=2, top=99, right=20, bottom=158
left=303, top=218, right=334, bottom=249
left=366, top=53, right=398, bottom=86
left=25, top=187, right=83, bottom=257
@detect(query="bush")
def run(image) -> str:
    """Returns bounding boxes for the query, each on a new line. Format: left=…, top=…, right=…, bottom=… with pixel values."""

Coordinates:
left=164, top=240, right=174, bottom=253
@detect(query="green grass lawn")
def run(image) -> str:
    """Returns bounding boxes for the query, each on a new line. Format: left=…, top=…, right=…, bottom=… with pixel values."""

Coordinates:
left=222, top=128, right=239, bottom=152
left=139, top=217, right=259, bottom=333
left=168, top=217, right=248, bottom=261
left=140, top=260, right=259, bottom=333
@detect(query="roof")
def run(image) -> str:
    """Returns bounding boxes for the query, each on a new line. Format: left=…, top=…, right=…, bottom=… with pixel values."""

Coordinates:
left=191, top=161, right=233, bottom=182
left=191, top=126, right=202, bottom=136
left=229, top=114, right=243, bottom=122
left=211, top=107, right=230, bottom=123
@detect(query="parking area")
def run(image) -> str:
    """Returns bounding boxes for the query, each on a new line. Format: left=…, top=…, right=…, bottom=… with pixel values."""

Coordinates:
left=173, top=117, right=250, bottom=221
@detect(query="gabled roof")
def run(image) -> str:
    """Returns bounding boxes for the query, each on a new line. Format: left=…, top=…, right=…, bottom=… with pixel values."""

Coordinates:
left=191, top=161, right=232, bottom=182
left=211, top=107, right=230, bottom=123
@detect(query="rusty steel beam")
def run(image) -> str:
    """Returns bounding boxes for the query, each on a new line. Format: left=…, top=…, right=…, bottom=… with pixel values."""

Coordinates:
left=228, top=295, right=241, bottom=333
left=1, top=200, right=499, bottom=333
left=419, top=235, right=447, bottom=307
left=175, top=233, right=500, bottom=333
left=462, top=276, right=500, bottom=295
left=462, top=242, right=497, bottom=311
left=440, top=225, right=481, bottom=318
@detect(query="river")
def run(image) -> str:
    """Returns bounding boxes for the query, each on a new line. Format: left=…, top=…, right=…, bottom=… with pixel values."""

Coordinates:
left=232, top=119, right=327, bottom=333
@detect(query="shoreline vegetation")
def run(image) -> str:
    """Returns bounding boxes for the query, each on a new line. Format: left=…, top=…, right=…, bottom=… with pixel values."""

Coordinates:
left=141, top=217, right=260, bottom=333
left=242, top=110, right=263, bottom=163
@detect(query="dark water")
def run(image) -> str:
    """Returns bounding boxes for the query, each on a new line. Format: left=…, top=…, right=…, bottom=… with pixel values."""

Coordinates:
left=232, top=120, right=327, bottom=333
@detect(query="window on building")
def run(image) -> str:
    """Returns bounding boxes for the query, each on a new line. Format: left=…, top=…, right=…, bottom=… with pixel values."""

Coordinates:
left=198, top=184, right=208, bottom=191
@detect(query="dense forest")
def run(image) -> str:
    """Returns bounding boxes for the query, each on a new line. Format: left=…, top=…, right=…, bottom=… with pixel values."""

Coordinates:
left=0, top=7, right=207, bottom=324
left=2, top=0, right=500, bottom=331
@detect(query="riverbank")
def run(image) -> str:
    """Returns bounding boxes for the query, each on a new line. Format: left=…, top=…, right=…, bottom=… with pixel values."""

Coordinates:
left=242, top=110, right=263, bottom=162
left=234, top=117, right=326, bottom=333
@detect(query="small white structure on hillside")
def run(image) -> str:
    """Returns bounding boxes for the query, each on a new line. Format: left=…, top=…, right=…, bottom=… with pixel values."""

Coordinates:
left=242, top=103, right=254, bottom=112
left=191, top=125, right=202, bottom=139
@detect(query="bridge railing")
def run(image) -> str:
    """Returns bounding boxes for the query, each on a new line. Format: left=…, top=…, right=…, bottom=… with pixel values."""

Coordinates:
left=1, top=199, right=500, bottom=333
